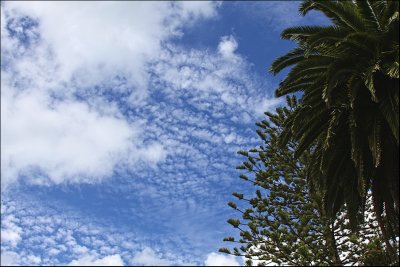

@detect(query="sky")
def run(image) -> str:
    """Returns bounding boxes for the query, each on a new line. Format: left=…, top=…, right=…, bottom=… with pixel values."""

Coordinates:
left=1, top=2, right=328, bottom=266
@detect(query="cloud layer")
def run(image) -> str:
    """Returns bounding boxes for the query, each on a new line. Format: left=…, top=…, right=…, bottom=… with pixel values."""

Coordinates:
left=3, top=2, right=218, bottom=92
left=1, top=2, right=219, bottom=188
left=1, top=1, right=290, bottom=266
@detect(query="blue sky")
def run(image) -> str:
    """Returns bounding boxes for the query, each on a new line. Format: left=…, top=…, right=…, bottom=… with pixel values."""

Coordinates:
left=1, top=2, right=328, bottom=266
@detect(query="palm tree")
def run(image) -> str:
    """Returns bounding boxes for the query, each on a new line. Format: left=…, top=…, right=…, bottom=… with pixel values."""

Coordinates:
left=270, top=0, right=398, bottom=260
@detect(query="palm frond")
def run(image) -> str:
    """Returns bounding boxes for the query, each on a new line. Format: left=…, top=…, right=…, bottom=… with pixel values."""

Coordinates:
left=378, top=89, right=399, bottom=144
left=294, top=120, right=327, bottom=158
left=368, top=117, right=382, bottom=167
left=270, top=48, right=305, bottom=75
left=281, top=26, right=331, bottom=43
left=381, top=0, right=399, bottom=29
left=356, top=0, right=382, bottom=31
left=300, top=0, right=364, bottom=31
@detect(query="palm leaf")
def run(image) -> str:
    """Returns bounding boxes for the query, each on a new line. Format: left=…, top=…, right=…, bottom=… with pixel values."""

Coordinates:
left=270, top=48, right=305, bottom=75
left=281, top=26, right=333, bottom=43
left=356, top=0, right=382, bottom=31
left=368, top=117, right=382, bottom=167
left=378, top=88, right=399, bottom=144
left=300, top=0, right=364, bottom=31
left=294, top=120, right=327, bottom=158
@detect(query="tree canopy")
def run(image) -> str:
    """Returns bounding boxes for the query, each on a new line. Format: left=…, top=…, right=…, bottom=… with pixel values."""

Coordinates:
left=269, top=0, right=399, bottom=259
left=222, top=0, right=399, bottom=264
left=220, top=96, right=389, bottom=266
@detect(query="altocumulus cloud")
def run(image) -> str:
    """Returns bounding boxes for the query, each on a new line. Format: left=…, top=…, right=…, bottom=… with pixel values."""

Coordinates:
left=2, top=1, right=219, bottom=95
left=0, top=1, right=218, bottom=188
left=1, top=1, right=287, bottom=266
left=1, top=197, right=241, bottom=266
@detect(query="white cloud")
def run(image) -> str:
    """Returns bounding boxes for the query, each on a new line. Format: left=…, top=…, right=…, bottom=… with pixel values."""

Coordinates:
left=0, top=3, right=293, bottom=267
left=223, top=133, right=236, bottom=144
left=131, top=247, right=172, bottom=266
left=1, top=251, right=21, bottom=266
left=1, top=90, right=124, bottom=184
left=1, top=213, right=22, bottom=247
left=118, top=43, right=284, bottom=207
left=204, top=252, right=241, bottom=266
left=151, top=45, right=282, bottom=119
left=2, top=1, right=219, bottom=99
left=0, top=87, right=167, bottom=187
left=139, top=143, right=167, bottom=163
left=68, top=254, right=124, bottom=266
left=0, top=250, right=42, bottom=266
left=218, top=35, right=239, bottom=60
left=1, top=228, right=21, bottom=248
left=0, top=198, right=142, bottom=266
left=26, top=255, right=42, bottom=265
left=1, top=1, right=219, bottom=188
left=1, top=1, right=283, bottom=191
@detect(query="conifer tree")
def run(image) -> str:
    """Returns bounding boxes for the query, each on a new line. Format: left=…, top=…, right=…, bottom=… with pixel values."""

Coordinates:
left=220, top=96, right=390, bottom=266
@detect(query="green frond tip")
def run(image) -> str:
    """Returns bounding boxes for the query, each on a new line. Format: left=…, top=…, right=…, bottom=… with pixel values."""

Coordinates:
left=255, top=122, right=267, bottom=129
left=281, top=26, right=326, bottom=41
left=384, top=61, right=399, bottom=78
left=299, top=0, right=315, bottom=16
left=243, top=162, right=253, bottom=170
left=239, top=174, right=249, bottom=181
left=236, top=165, right=246, bottom=170
left=228, top=201, right=238, bottom=210
left=232, top=192, right=244, bottom=200
left=233, top=247, right=241, bottom=256
left=219, top=247, right=231, bottom=254
left=223, top=237, right=235, bottom=242
left=256, top=129, right=267, bottom=141
left=237, top=150, right=249, bottom=157
left=264, top=111, right=274, bottom=117
left=227, top=218, right=241, bottom=228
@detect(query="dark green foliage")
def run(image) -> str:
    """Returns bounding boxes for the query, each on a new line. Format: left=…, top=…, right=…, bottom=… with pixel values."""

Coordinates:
left=269, top=0, right=399, bottom=261
left=222, top=97, right=390, bottom=266
left=228, top=219, right=241, bottom=228
left=360, top=237, right=392, bottom=266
